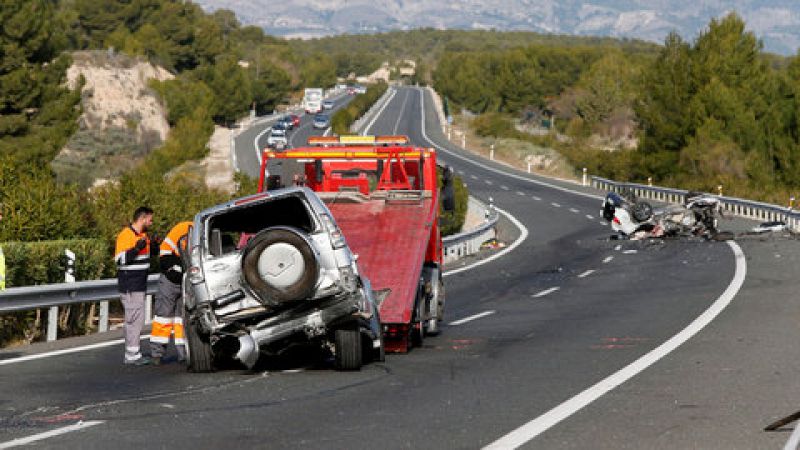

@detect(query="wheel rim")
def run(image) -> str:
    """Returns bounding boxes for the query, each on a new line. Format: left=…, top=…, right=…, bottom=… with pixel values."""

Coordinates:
left=257, top=242, right=305, bottom=289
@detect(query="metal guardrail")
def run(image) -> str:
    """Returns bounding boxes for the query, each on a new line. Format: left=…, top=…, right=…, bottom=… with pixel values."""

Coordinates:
left=442, top=197, right=499, bottom=263
left=0, top=275, right=160, bottom=342
left=591, top=175, right=800, bottom=231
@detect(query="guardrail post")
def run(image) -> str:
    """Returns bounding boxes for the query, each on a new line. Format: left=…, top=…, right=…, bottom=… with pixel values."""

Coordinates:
left=99, top=300, right=109, bottom=333
left=47, top=307, right=58, bottom=342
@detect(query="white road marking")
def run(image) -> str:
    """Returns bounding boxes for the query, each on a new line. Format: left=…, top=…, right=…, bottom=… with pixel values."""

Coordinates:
left=599, top=222, right=608, bottom=226
left=577, top=270, right=595, bottom=278
left=569, top=208, right=580, bottom=213
left=471, top=175, right=478, bottom=180
left=0, top=420, right=105, bottom=449
left=623, top=250, right=638, bottom=255
left=614, top=245, right=621, bottom=251
left=551, top=202, right=561, bottom=208
left=603, top=256, right=614, bottom=263
left=532, top=196, right=541, bottom=201
left=254, top=126, right=272, bottom=162
left=416, top=88, right=603, bottom=202
left=362, top=88, right=397, bottom=135
left=449, top=310, right=496, bottom=326
left=532, top=287, right=560, bottom=298
left=484, top=241, right=747, bottom=449
left=444, top=206, right=529, bottom=277
left=485, top=180, right=494, bottom=185
left=586, top=214, right=595, bottom=220
left=458, top=170, right=465, bottom=175
left=516, top=191, right=526, bottom=196
left=785, top=418, right=800, bottom=450
left=323, top=127, right=332, bottom=137
left=501, top=185, right=510, bottom=191
left=391, top=89, right=411, bottom=135
left=0, top=335, right=153, bottom=366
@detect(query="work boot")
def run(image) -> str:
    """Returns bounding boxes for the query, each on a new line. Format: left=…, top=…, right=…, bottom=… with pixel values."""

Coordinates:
left=124, top=356, right=152, bottom=366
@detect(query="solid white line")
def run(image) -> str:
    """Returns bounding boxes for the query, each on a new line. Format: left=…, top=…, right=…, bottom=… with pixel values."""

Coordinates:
left=416, top=89, right=603, bottom=202
left=622, top=250, right=638, bottom=255
left=784, top=420, right=800, bottom=450
left=551, top=202, right=561, bottom=208
left=577, top=270, right=595, bottom=278
left=484, top=241, right=747, bottom=449
left=532, top=287, right=560, bottom=298
left=0, top=335, right=152, bottom=366
left=362, top=88, right=397, bottom=135
left=0, top=420, right=105, bottom=449
left=449, top=310, right=496, bottom=326
left=416, top=89, right=529, bottom=279
left=444, top=206, right=528, bottom=278
left=603, top=256, right=614, bottom=263
left=323, top=127, right=332, bottom=137
left=254, top=126, right=271, bottom=162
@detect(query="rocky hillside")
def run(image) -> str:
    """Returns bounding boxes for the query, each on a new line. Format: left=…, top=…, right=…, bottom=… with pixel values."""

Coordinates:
left=52, top=51, right=174, bottom=188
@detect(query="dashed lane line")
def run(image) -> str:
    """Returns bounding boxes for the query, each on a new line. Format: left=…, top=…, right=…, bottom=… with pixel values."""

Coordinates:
left=516, top=191, right=526, bottom=196
left=603, top=256, right=614, bottom=264
left=577, top=270, right=595, bottom=278
left=471, top=175, right=478, bottom=180
left=532, top=287, right=560, bottom=298
left=569, top=208, right=580, bottom=214
left=501, top=185, right=510, bottom=191
left=0, top=421, right=105, bottom=449
left=449, top=310, right=496, bottom=326
left=484, top=241, right=747, bottom=449
left=485, top=180, right=494, bottom=185
left=586, top=214, right=595, bottom=220
left=551, top=202, right=561, bottom=208
left=532, top=196, right=541, bottom=201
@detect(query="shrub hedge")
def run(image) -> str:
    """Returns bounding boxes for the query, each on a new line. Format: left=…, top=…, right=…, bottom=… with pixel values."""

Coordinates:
left=331, top=82, right=389, bottom=135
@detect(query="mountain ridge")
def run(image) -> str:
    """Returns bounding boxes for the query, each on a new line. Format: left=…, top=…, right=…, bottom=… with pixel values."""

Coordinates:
left=194, top=0, right=800, bottom=55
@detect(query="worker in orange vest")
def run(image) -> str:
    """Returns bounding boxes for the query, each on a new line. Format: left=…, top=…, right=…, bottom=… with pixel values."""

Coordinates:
left=149, top=221, right=192, bottom=365
left=115, top=206, right=155, bottom=366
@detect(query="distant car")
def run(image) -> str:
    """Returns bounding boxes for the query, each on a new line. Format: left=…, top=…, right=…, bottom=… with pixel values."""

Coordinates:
left=277, top=115, right=294, bottom=130
left=322, top=100, right=334, bottom=110
left=313, top=114, right=330, bottom=129
left=347, top=87, right=356, bottom=95
left=267, top=128, right=288, bottom=149
left=289, top=114, right=301, bottom=127
left=354, top=85, right=367, bottom=94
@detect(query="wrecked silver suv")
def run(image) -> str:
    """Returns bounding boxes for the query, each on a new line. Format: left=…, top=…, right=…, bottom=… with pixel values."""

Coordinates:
left=182, top=187, right=383, bottom=372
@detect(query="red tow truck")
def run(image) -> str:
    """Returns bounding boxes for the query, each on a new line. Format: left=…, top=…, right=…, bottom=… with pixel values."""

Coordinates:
left=258, top=135, right=447, bottom=352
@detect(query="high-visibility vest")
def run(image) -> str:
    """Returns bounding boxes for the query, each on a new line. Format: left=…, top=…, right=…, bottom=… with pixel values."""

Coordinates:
left=115, top=225, right=150, bottom=293
left=160, top=221, right=193, bottom=257
left=0, top=246, right=5, bottom=290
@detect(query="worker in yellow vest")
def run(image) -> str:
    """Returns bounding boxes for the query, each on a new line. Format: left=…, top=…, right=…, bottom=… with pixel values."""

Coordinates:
left=150, top=221, right=192, bottom=365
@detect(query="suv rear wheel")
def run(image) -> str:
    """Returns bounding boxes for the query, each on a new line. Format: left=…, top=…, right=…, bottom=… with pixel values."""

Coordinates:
left=242, top=228, right=319, bottom=306
left=334, top=329, right=362, bottom=370
left=184, top=311, right=214, bottom=373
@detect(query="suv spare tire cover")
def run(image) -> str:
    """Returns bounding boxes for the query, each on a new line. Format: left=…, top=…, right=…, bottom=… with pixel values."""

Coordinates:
left=241, top=227, right=319, bottom=305
left=631, top=201, right=654, bottom=222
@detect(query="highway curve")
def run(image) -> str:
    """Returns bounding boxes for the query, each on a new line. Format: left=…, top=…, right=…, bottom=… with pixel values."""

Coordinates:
left=3, top=86, right=800, bottom=450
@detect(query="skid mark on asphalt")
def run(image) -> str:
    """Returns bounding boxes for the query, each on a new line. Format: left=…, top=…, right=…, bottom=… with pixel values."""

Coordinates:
left=449, top=311, right=496, bottom=326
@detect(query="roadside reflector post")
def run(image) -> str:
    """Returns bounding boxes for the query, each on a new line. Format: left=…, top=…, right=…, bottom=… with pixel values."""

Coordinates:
left=789, top=196, right=795, bottom=210
left=582, top=168, right=588, bottom=186
left=490, top=144, right=495, bottom=161
left=462, top=133, right=466, bottom=148
left=717, top=185, right=723, bottom=196
left=647, top=177, right=653, bottom=187
left=447, top=126, right=452, bottom=140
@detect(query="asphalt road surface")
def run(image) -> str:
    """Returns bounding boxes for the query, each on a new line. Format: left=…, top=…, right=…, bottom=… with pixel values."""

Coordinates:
left=2, top=86, right=800, bottom=450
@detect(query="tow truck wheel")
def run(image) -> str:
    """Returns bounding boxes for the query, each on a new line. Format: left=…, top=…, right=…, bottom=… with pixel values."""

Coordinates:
left=184, top=311, right=214, bottom=373
left=411, top=298, right=425, bottom=347
left=334, top=329, right=362, bottom=371
left=426, top=280, right=445, bottom=336
left=242, top=228, right=319, bottom=305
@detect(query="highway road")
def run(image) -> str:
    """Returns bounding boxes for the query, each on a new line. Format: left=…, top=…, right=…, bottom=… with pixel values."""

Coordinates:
left=2, top=86, right=800, bottom=449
